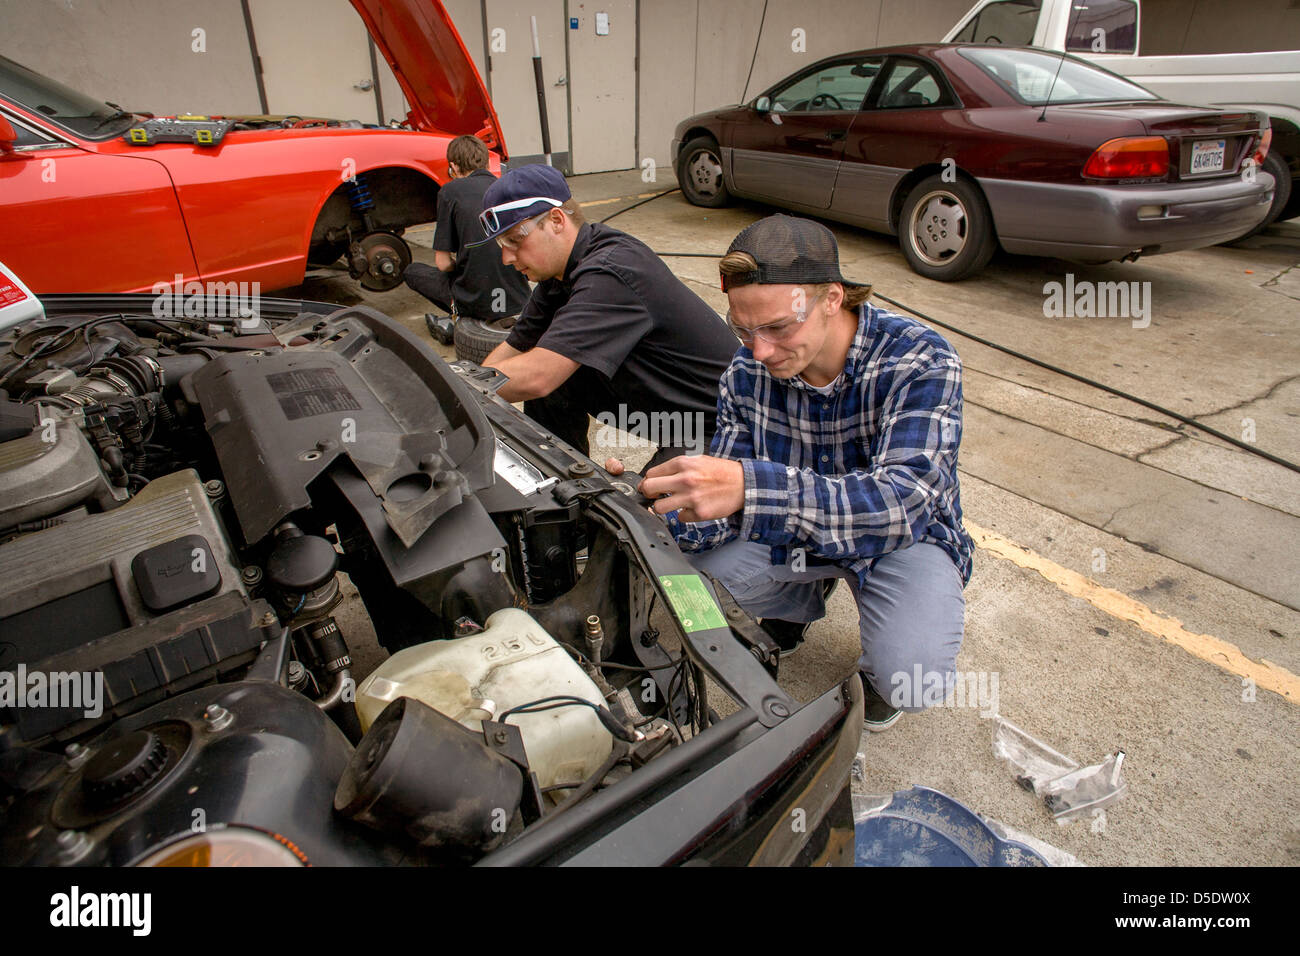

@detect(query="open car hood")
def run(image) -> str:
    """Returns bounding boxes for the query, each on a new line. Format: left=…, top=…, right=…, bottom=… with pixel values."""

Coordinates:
left=350, top=0, right=506, bottom=157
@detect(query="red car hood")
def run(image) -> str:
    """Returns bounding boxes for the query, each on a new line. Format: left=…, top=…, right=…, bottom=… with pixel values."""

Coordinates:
left=349, top=0, right=506, bottom=157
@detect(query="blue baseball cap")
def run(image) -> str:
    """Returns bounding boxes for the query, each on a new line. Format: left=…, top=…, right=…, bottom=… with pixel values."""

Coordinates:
left=473, top=164, right=572, bottom=245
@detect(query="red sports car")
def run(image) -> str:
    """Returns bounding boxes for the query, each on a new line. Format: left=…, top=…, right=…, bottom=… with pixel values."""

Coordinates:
left=0, top=0, right=504, bottom=295
left=673, top=44, right=1275, bottom=280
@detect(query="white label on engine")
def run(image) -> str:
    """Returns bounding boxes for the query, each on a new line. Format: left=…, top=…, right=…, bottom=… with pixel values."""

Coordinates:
left=493, top=439, right=555, bottom=496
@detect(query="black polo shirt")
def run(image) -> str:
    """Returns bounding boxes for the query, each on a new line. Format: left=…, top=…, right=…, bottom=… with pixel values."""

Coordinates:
left=434, top=168, right=530, bottom=318
left=506, top=222, right=738, bottom=437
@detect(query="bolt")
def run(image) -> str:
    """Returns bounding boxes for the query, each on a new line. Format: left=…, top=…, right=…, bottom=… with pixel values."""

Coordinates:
left=768, top=701, right=790, bottom=719
left=64, top=743, right=90, bottom=770
left=726, top=607, right=742, bottom=620
left=568, top=461, right=594, bottom=477
left=261, top=611, right=277, bottom=628
left=56, top=829, right=91, bottom=863
left=204, top=704, right=233, bottom=731
left=242, top=565, right=263, bottom=586
left=203, top=479, right=225, bottom=498
left=492, top=730, right=508, bottom=745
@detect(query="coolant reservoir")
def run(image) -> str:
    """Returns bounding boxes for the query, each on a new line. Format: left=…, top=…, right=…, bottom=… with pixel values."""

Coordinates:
left=356, top=608, right=613, bottom=791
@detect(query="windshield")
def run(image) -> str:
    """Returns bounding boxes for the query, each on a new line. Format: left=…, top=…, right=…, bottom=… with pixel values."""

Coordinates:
left=0, top=53, right=135, bottom=139
left=959, top=47, right=1158, bottom=105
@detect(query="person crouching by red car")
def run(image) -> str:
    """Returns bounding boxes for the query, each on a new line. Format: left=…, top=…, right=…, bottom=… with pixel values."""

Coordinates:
left=403, top=135, right=531, bottom=337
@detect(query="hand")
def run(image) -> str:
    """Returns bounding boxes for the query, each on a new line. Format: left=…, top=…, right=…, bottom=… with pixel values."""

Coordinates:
left=639, top=455, right=744, bottom=523
left=604, top=457, right=625, bottom=475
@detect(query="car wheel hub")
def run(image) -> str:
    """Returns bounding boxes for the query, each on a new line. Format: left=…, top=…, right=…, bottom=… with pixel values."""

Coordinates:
left=910, top=192, right=967, bottom=265
left=688, top=151, right=722, bottom=197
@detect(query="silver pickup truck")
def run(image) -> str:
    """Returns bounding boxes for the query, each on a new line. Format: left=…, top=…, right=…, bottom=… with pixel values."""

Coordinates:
left=944, top=0, right=1300, bottom=236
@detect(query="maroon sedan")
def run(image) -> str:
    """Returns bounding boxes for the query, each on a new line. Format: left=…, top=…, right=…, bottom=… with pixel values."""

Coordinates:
left=673, top=44, right=1275, bottom=280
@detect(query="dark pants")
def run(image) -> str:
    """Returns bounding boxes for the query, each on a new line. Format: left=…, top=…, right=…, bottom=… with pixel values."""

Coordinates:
left=524, top=365, right=710, bottom=473
left=403, top=263, right=454, bottom=314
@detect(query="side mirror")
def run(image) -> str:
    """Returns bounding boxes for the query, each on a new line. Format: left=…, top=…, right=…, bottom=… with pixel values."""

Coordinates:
left=0, top=115, right=18, bottom=155
left=754, top=96, right=771, bottom=113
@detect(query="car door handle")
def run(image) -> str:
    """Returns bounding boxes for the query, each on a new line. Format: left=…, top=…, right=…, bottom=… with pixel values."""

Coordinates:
left=826, top=130, right=846, bottom=141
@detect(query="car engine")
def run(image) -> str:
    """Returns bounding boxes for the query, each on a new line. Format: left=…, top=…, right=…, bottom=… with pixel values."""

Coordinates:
left=0, top=295, right=800, bottom=866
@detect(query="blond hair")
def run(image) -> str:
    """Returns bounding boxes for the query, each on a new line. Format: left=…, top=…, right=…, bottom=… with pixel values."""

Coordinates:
left=718, top=251, right=871, bottom=308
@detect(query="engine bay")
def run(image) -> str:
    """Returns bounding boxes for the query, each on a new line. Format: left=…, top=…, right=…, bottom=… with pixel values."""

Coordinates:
left=0, top=294, right=815, bottom=866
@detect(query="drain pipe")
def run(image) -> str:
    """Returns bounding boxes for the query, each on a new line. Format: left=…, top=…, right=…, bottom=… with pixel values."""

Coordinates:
left=530, top=16, right=552, bottom=167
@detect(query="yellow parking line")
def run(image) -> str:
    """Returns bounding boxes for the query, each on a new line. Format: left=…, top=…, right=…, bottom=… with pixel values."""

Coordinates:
left=965, top=519, right=1298, bottom=703
left=579, top=192, right=663, bottom=207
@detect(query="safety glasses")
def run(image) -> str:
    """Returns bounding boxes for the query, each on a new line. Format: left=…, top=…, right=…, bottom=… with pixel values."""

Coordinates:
left=496, top=211, right=552, bottom=250
left=478, top=196, right=565, bottom=237
left=726, top=291, right=826, bottom=345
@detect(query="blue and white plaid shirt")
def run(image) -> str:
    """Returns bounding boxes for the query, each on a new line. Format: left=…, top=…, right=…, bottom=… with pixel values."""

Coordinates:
left=668, top=302, right=974, bottom=587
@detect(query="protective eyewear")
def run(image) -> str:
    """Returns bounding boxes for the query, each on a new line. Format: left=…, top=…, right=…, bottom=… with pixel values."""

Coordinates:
left=479, top=196, right=565, bottom=237
left=726, top=292, right=826, bottom=345
left=495, top=211, right=552, bottom=250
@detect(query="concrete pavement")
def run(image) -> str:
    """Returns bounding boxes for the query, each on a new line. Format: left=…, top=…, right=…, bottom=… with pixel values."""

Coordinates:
left=302, top=167, right=1300, bottom=866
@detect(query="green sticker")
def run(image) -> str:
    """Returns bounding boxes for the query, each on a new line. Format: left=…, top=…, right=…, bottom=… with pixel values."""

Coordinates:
left=658, top=575, right=727, bottom=633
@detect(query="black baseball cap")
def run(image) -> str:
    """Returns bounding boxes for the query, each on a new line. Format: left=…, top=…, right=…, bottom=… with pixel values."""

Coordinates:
left=472, top=164, right=572, bottom=245
left=721, top=215, right=869, bottom=292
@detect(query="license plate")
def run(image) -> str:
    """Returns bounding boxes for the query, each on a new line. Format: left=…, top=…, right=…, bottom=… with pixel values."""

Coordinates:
left=1190, top=139, right=1226, bottom=174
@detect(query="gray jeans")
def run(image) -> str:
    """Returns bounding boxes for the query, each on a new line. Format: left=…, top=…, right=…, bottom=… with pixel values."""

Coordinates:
left=686, top=540, right=966, bottom=711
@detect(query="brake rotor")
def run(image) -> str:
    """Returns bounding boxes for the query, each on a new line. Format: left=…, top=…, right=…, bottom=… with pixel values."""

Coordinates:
left=353, top=232, right=412, bottom=292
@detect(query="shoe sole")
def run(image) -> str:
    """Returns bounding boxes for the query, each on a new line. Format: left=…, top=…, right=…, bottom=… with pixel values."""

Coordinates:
left=864, top=710, right=902, bottom=733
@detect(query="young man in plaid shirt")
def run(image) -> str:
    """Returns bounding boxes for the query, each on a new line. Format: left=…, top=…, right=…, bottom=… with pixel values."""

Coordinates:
left=618, top=215, right=973, bottom=731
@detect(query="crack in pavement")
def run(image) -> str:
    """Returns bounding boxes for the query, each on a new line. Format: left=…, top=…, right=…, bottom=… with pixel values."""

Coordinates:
left=1194, top=372, right=1300, bottom=420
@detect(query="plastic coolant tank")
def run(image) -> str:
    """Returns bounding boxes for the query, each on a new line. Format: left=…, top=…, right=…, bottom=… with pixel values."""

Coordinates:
left=355, top=608, right=613, bottom=792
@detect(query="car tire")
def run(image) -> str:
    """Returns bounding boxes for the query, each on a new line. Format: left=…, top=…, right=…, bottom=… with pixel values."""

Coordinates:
left=677, top=137, right=731, bottom=208
left=898, top=175, right=997, bottom=281
left=453, top=315, right=513, bottom=365
left=1226, top=151, right=1292, bottom=242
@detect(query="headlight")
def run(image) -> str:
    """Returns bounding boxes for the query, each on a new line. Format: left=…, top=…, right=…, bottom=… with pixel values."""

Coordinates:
left=134, top=826, right=308, bottom=867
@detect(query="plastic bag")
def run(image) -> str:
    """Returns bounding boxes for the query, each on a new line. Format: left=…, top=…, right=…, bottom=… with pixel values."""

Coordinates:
left=992, top=717, right=1126, bottom=824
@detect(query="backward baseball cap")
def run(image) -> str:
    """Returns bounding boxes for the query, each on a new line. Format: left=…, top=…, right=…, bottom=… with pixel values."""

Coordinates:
left=721, top=214, right=870, bottom=293
left=470, top=164, right=573, bottom=246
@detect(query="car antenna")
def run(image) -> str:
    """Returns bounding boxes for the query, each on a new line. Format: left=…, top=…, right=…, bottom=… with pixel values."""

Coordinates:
left=1038, top=52, right=1067, bottom=122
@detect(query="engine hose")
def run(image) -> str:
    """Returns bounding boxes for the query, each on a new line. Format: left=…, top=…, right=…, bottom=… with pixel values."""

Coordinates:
left=542, top=741, right=631, bottom=819
left=314, top=667, right=353, bottom=712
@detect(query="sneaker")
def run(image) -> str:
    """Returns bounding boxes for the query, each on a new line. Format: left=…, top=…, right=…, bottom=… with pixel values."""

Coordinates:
left=760, top=618, right=808, bottom=658
left=861, top=674, right=902, bottom=733
left=760, top=580, right=839, bottom=658
left=425, top=312, right=455, bottom=345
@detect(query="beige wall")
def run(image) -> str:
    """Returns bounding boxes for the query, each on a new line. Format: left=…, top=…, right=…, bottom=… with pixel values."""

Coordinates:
left=1, top=0, right=977, bottom=169
left=0, top=0, right=262, bottom=115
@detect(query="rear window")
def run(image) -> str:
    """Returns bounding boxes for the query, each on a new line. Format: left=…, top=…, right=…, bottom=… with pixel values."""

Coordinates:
left=960, top=47, right=1159, bottom=104
left=1065, top=0, right=1137, bottom=54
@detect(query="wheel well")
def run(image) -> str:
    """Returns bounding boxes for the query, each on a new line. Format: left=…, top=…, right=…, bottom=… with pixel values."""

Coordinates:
left=1266, top=117, right=1299, bottom=177
left=889, top=164, right=992, bottom=235
left=677, top=127, right=718, bottom=159
left=310, top=166, right=441, bottom=248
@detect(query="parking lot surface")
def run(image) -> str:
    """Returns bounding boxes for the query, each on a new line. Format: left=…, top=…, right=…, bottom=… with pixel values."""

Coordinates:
left=302, top=168, right=1299, bottom=866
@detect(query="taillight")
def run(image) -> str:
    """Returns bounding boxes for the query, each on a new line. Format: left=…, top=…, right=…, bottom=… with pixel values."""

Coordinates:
left=1252, top=127, right=1272, bottom=166
left=1082, top=136, right=1169, bottom=179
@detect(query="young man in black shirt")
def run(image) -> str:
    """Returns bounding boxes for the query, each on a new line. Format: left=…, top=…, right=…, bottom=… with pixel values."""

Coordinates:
left=477, top=164, right=737, bottom=470
left=403, top=135, right=530, bottom=333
